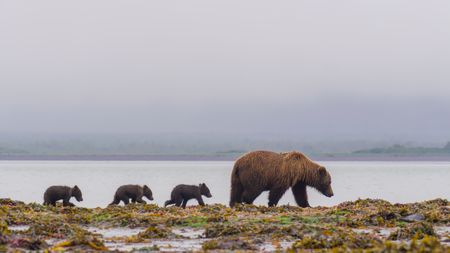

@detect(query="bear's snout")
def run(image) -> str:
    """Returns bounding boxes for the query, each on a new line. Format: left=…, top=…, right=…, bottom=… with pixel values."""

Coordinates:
left=326, top=188, right=334, bottom=197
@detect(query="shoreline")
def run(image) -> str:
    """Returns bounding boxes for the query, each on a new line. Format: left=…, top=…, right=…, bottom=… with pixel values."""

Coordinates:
left=2, top=154, right=450, bottom=162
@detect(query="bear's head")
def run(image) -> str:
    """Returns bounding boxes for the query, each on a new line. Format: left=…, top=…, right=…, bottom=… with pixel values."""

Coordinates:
left=284, top=151, right=334, bottom=198
left=143, top=185, right=154, bottom=201
left=316, top=167, right=334, bottom=197
left=71, top=185, right=83, bottom=202
left=199, top=183, right=212, bottom=198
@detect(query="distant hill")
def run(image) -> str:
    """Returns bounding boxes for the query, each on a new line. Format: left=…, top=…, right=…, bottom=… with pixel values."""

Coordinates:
left=353, top=142, right=450, bottom=155
left=1, top=133, right=450, bottom=161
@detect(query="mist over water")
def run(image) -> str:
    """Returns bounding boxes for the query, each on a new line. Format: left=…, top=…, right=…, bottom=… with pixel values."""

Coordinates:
left=1, top=1, right=450, bottom=142
left=1, top=161, right=448, bottom=208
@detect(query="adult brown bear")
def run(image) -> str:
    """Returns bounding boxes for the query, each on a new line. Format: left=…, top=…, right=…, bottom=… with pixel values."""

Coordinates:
left=229, top=150, right=333, bottom=207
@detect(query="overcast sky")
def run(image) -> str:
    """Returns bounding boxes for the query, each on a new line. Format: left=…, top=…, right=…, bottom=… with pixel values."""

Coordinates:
left=1, top=1, right=449, bottom=141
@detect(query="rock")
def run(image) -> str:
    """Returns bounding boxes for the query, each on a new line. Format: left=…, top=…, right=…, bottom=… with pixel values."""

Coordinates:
left=400, top=214, right=425, bottom=222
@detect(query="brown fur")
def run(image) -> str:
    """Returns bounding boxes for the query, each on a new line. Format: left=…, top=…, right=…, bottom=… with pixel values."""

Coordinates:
left=43, top=185, right=83, bottom=206
left=229, top=150, right=333, bottom=207
left=164, top=183, right=212, bottom=208
left=109, top=185, right=153, bottom=205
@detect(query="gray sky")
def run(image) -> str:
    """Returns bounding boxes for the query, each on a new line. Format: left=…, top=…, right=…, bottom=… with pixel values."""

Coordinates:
left=1, top=1, right=450, bottom=141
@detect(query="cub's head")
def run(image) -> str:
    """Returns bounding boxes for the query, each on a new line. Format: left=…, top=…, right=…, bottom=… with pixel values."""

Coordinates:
left=143, top=185, right=154, bottom=201
left=199, top=183, right=212, bottom=198
left=284, top=151, right=334, bottom=198
left=71, top=185, right=83, bottom=202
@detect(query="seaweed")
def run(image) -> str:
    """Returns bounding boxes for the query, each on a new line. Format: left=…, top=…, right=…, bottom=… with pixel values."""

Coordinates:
left=0, top=198, right=448, bottom=252
left=202, top=237, right=258, bottom=250
left=388, top=221, right=436, bottom=240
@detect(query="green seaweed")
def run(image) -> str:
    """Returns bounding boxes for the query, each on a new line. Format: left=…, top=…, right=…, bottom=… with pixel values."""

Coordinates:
left=0, top=198, right=448, bottom=252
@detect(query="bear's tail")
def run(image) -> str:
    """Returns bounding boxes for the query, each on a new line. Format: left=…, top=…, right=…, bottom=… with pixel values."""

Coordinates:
left=229, top=164, right=243, bottom=207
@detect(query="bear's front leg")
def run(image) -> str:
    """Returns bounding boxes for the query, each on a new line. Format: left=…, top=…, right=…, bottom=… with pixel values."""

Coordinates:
left=63, top=198, right=75, bottom=207
left=136, top=198, right=147, bottom=204
left=196, top=196, right=205, bottom=206
left=181, top=199, right=189, bottom=208
left=292, top=182, right=310, bottom=207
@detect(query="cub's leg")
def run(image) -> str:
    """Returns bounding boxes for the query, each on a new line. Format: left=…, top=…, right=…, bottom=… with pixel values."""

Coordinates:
left=121, top=197, right=130, bottom=205
left=174, top=195, right=183, bottom=207
left=110, top=195, right=121, bottom=205
left=181, top=199, right=189, bottom=208
left=195, top=196, right=205, bottom=206
left=136, top=197, right=147, bottom=204
left=63, top=197, right=75, bottom=207
left=164, top=199, right=175, bottom=207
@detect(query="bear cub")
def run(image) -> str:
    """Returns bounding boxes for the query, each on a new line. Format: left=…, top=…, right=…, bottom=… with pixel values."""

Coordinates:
left=43, top=185, right=83, bottom=206
left=110, top=185, right=153, bottom=205
left=164, top=183, right=212, bottom=208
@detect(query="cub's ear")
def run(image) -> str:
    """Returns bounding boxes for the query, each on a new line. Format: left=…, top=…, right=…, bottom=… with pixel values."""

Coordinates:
left=73, top=185, right=79, bottom=189
left=318, top=167, right=327, bottom=176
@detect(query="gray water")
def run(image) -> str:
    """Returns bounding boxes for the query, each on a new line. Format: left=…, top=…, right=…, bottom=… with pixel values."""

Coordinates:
left=0, top=161, right=449, bottom=208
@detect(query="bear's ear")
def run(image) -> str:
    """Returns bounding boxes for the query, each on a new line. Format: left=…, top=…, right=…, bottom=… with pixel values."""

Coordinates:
left=286, top=152, right=303, bottom=161
left=73, top=185, right=79, bottom=189
left=318, top=167, right=327, bottom=176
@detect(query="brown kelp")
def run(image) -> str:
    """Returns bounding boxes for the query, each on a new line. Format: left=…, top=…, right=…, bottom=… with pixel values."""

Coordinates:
left=0, top=198, right=448, bottom=252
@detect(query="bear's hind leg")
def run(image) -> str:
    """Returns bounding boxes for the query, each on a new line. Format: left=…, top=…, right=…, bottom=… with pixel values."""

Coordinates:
left=110, top=195, right=121, bottom=205
left=173, top=195, right=183, bottom=207
left=122, top=198, right=130, bottom=205
left=230, top=174, right=244, bottom=207
left=242, top=190, right=260, bottom=204
left=268, top=187, right=288, bottom=207
left=164, top=199, right=175, bottom=207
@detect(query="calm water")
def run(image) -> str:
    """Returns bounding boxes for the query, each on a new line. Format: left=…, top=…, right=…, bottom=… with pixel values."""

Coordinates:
left=0, top=161, right=448, bottom=208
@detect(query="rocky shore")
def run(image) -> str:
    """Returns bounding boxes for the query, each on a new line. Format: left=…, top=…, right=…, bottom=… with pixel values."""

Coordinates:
left=0, top=198, right=448, bottom=252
